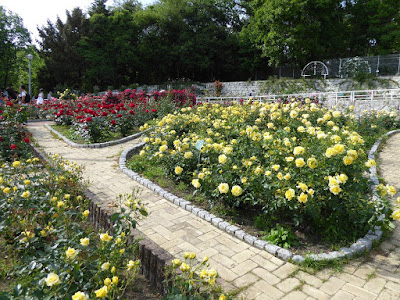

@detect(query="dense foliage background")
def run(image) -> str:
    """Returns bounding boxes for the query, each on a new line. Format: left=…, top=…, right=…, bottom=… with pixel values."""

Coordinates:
left=2, top=0, right=400, bottom=93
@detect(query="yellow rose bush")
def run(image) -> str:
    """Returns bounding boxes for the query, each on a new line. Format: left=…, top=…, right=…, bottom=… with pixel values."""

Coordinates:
left=165, top=252, right=231, bottom=299
left=0, top=156, right=143, bottom=299
left=135, top=101, right=400, bottom=242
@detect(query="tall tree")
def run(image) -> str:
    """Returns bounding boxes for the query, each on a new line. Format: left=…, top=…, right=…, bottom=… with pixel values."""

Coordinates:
left=37, top=8, right=89, bottom=91
left=0, top=6, right=30, bottom=88
left=245, top=0, right=347, bottom=67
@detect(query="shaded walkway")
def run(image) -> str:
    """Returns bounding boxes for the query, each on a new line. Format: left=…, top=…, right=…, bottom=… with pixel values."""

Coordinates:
left=28, top=122, right=400, bottom=299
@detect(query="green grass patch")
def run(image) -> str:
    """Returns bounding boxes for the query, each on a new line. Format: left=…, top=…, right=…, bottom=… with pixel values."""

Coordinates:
left=51, top=125, right=140, bottom=144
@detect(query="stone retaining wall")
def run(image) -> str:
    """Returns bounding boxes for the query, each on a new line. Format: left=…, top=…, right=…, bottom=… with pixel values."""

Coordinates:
left=203, top=77, right=400, bottom=97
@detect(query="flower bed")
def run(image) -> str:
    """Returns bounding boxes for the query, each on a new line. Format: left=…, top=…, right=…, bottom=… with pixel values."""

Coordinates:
left=135, top=99, right=399, bottom=247
left=0, top=154, right=149, bottom=299
left=35, top=89, right=196, bottom=143
left=0, top=102, right=32, bottom=161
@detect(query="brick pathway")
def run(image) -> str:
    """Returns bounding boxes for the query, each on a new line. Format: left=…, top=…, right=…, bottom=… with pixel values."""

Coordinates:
left=28, top=122, right=400, bottom=299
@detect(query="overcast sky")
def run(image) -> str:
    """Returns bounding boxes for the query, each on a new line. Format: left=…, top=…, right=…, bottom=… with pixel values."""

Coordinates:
left=2, top=0, right=156, bottom=44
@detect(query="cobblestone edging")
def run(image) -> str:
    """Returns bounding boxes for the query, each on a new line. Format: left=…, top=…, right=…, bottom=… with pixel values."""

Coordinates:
left=45, top=123, right=150, bottom=148
left=29, top=143, right=173, bottom=294
left=119, top=133, right=398, bottom=264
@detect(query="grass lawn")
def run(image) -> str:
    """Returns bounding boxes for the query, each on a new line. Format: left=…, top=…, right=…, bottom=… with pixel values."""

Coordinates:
left=51, top=125, right=140, bottom=144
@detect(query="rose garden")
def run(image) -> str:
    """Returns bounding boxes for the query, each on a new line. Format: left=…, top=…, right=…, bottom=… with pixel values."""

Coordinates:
left=2, top=0, right=400, bottom=299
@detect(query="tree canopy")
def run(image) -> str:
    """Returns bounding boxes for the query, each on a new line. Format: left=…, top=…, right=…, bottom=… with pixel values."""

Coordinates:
left=0, top=6, right=31, bottom=89
left=31, top=0, right=400, bottom=91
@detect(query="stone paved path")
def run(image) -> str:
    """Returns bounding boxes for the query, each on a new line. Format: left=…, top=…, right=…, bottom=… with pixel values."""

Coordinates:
left=28, top=122, right=400, bottom=299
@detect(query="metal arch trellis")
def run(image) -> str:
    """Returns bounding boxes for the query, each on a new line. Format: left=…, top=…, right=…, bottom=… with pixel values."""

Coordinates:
left=301, top=61, right=329, bottom=79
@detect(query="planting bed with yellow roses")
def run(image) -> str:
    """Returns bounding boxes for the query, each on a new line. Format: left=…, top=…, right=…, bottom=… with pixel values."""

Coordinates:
left=0, top=154, right=154, bottom=299
left=133, top=100, right=400, bottom=250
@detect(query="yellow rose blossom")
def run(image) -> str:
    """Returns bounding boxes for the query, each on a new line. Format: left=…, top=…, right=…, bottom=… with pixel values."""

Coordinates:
left=284, top=173, right=291, bottom=180
left=80, top=238, right=89, bottom=247
left=365, top=159, right=376, bottom=167
left=338, top=174, right=348, bottom=184
left=66, top=247, right=79, bottom=260
left=72, top=291, right=87, bottom=300
left=24, top=180, right=30, bottom=185
left=272, top=164, right=280, bottom=171
left=231, top=185, right=243, bottom=196
left=277, top=172, right=283, bottom=180
left=387, top=185, right=397, bottom=196
left=21, top=191, right=30, bottom=198
left=104, top=278, right=111, bottom=286
left=219, top=295, right=227, bottom=300
left=293, top=146, right=305, bottom=155
left=297, top=183, right=308, bottom=192
left=100, top=233, right=113, bottom=242
left=45, top=273, right=61, bottom=286
left=175, top=166, right=183, bottom=175
left=159, top=145, right=168, bottom=152
left=325, top=148, right=335, bottom=158
left=101, top=262, right=110, bottom=271
left=203, top=256, right=209, bottom=262
left=218, top=154, right=227, bottom=164
left=127, top=260, right=136, bottom=270
left=330, top=185, right=342, bottom=195
left=218, top=183, right=229, bottom=194
left=184, top=151, right=193, bottom=159
left=95, top=286, right=108, bottom=298
left=391, top=209, right=400, bottom=220
left=297, top=192, right=308, bottom=203
left=112, top=276, right=118, bottom=285
left=172, top=259, right=181, bottom=267
left=192, top=179, right=201, bottom=188
left=180, top=263, right=190, bottom=272
left=12, top=161, right=21, bottom=168
left=333, top=144, right=345, bottom=154
left=347, top=149, right=358, bottom=158
left=343, top=156, right=353, bottom=166
left=295, top=158, right=305, bottom=167
left=307, top=157, right=317, bottom=169
left=83, top=210, right=89, bottom=218
left=64, top=194, right=70, bottom=200
left=57, top=201, right=65, bottom=208
left=308, top=189, right=315, bottom=196
left=3, top=187, right=10, bottom=194
left=285, top=189, right=295, bottom=200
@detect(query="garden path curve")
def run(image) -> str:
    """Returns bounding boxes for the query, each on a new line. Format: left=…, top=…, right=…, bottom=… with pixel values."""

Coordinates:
left=28, top=121, right=400, bottom=300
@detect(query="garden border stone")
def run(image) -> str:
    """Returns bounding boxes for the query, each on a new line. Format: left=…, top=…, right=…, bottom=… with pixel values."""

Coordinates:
left=45, top=123, right=151, bottom=148
left=119, top=129, right=400, bottom=264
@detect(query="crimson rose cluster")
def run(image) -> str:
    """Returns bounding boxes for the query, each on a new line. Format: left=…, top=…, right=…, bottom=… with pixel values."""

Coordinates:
left=38, top=89, right=196, bottom=143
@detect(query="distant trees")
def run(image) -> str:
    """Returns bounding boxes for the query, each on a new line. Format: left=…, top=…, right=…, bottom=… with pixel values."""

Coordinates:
left=33, top=0, right=400, bottom=91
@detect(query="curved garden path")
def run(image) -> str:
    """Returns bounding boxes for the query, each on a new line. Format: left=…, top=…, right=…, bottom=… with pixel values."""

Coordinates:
left=28, top=121, right=400, bottom=300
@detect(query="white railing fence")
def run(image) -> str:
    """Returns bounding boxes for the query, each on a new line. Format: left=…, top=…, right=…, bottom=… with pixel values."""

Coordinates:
left=197, top=88, right=400, bottom=105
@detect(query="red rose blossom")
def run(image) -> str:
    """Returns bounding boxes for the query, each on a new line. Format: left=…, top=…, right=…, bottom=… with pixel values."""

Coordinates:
left=24, top=137, right=30, bottom=143
left=10, top=144, right=17, bottom=150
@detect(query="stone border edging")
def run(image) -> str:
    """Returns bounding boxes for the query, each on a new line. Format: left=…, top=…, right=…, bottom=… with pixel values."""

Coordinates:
left=119, top=131, right=400, bottom=264
left=45, top=123, right=150, bottom=148
left=27, top=119, right=51, bottom=123
left=28, top=142, right=173, bottom=295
